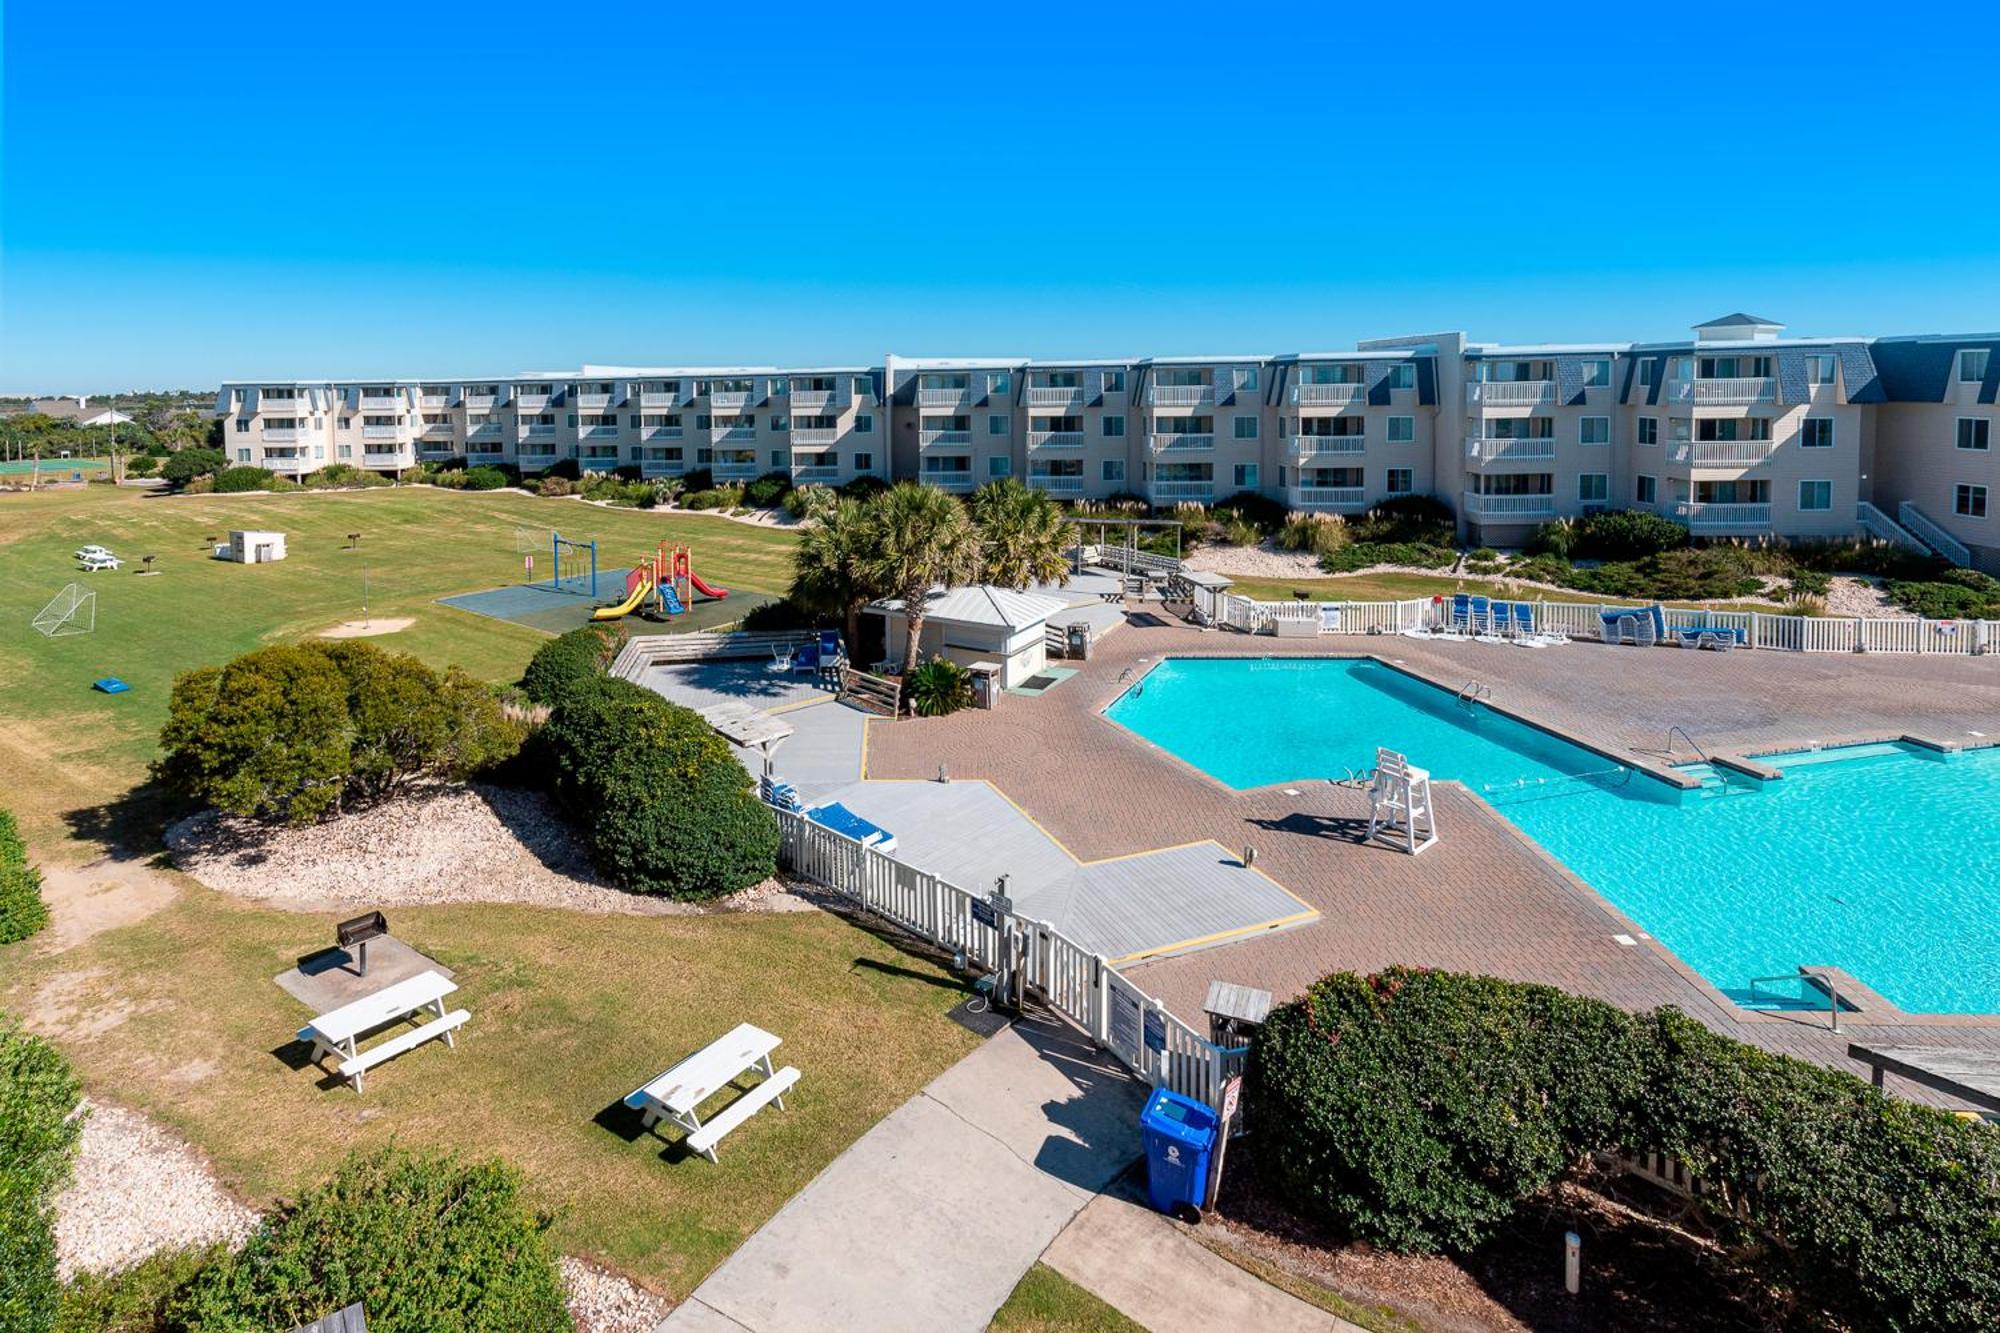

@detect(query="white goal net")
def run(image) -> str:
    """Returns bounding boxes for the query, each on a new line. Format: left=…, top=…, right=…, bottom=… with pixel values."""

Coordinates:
left=33, top=583, right=96, bottom=637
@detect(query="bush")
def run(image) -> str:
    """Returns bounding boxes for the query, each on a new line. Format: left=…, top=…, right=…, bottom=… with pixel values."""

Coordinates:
left=1348, top=494, right=1455, bottom=547
left=155, top=642, right=521, bottom=824
left=1568, top=509, right=1691, bottom=561
left=1249, top=968, right=2000, bottom=1332
left=396, top=466, right=425, bottom=483
left=546, top=457, right=581, bottom=481
left=1557, top=547, right=1763, bottom=601
left=613, top=463, right=642, bottom=482
left=160, top=448, right=225, bottom=487
left=786, top=484, right=834, bottom=519
left=0, top=808, right=47, bottom=944
left=535, top=475, right=575, bottom=497
left=520, top=623, right=621, bottom=706
left=56, top=1245, right=224, bottom=1333
left=1276, top=514, right=1349, bottom=558
left=1788, top=568, right=1833, bottom=599
left=125, top=454, right=158, bottom=477
left=904, top=658, right=974, bottom=717
left=1, top=1015, right=84, bottom=1333
left=838, top=475, right=888, bottom=501
left=1526, top=518, right=1576, bottom=560
left=679, top=466, right=713, bottom=493
left=303, top=463, right=390, bottom=490
left=209, top=466, right=275, bottom=493
left=169, top=1148, right=569, bottom=1333
left=1318, top=541, right=1456, bottom=573
left=1212, top=490, right=1287, bottom=534
left=680, top=487, right=730, bottom=510
left=737, top=598, right=819, bottom=632
left=1888, top=569, right=2000, bottom=620
left=543, top=677, right=777, bottom=898
left=461, top=465, right=511, bottom=491
left=742, top=470, right=793, bottom=509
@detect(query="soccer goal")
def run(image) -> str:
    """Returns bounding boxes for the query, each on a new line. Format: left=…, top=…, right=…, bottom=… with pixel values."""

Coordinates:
left=33, top=583, right=96, bottom=637
left=513, top=525, right=552, bottom=556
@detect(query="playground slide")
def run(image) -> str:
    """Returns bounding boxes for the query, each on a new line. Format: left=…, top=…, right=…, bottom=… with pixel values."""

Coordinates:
left=687, top=571, right=730, bottom=600
left=659, top=583, right=687, bottom=616
left=592, top=572, right=654, bottom=621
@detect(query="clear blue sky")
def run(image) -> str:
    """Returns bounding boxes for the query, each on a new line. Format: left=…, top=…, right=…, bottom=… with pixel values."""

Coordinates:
left=6, top=1, right=2000, bottom=391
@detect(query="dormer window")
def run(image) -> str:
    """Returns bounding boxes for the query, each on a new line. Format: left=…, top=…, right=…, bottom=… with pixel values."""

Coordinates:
left=1388, top=363, right=1415, bottom=390
left=1304, top=365, right=1364, bottom=385
left=1961, top=349, right=1991, bottom=382
left=1805, top=355, right=1836, bottom=385
left=1583, top=359, right=1611, bottom=387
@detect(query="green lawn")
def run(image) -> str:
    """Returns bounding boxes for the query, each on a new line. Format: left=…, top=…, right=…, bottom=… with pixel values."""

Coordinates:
left=989, top=1265, right=1144, bottom=1332
left=0, top=485, right=799, bottom=853
left=1220, top=569, right=1790, bottom=616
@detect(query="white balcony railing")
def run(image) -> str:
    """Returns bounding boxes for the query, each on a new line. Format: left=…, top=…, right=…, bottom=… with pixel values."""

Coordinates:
left=1027, top=431, right=1085, bottom=449
left=918, top=385, right=973, bottom=406
left=1150, top=481, right=1215, bottom=501
left=1293, top=383, right=1367, bottom=406
left=467, top=424, right=502, bottom=439
left=1466, top=436, right=1557, bottom=462
left=422, top=422, right=456, bottom=437
left=1027, top=475, right=1085, bottom=495
left=1466, top=381, right=1555, bottom=406
left=637, top=392, right=678, bottom=408
left=575, top=393, right=614, bottom=410
left=1293, top=434, right=1365, bottom=457
left=919, top=429, right=972, bottom=447
left=708, top=428, right=756, bottom=444
left=1290, top=486, right=1367, bottom=510
left=464, top=394, right=497, bottom=410
left=713, top=462, right=759, bottom=479
left=467, top=444, right=506, bottom=458
left=1676, top=501, right=1773, bottom=531
left=579, top=426, right=619, bottom=439
left=1462, top=490, right=1557, bottom=518
left=362, top=447, right=404, bottom=460
left=791, top=427, right=838, bottom=445
left=420, top=394, right=452, bottom=408
left=519, top=424, right=557, bottom=439
left=514, top=394, right=549, bottom=411
left=788, top=390, right=834, bottom=411
left=1149, top=433, right=1214, bottom=452
left=638, top=426, right=684, bottom=441
left=707, top=390, right=753, bottom=409
left=1148, top=384, right=1214, bottom=407
left=1673, top=440, right=1776, bottom=467
left=260, top=426, right=304, bottom=442
left=359, top=395, right=401, bottom=411
left=419, top=444, right=458, bottom=458
left=640, top=459, right=684, bottom=477
left=921, top=472, right=976, bottom=491
left=791, top=465, right=841, bottom=482
left=1671, top=378, right=1777, bottom=406
left=1027, top=386, right=1084, bottom=407
left=517, top=443, right=558, bottom=458
left=362, top=425, right=402, bottom=440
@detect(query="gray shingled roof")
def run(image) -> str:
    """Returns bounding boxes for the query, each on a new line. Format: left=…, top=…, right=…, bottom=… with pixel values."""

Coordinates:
left=1694, top=312, right=1782, bottom=329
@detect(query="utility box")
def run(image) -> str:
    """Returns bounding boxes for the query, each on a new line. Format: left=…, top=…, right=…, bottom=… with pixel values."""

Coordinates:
left=226, top=530, right=288, bottom=563
left=967, top=660, right=1002, bottom=710
left=1065, top=622, right=1091, bottom=660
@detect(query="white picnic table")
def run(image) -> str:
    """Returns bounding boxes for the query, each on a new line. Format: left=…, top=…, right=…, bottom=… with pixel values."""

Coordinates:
left=297, top=968, right=466, bottom=1093
left=624, top=1022, right=800, bottom=1163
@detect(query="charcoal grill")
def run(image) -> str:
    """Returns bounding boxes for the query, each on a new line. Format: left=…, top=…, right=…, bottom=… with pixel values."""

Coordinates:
left=336, top=911, right=388, bottom=975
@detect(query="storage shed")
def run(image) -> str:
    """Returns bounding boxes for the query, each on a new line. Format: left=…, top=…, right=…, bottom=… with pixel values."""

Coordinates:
left=221, top=530, right=288, bottom=563
left=868, top=585, right=1069, bottom=689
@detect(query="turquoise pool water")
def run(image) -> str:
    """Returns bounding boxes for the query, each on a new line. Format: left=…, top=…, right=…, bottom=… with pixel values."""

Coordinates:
left=1105, top=657, right=2000, bottom=1015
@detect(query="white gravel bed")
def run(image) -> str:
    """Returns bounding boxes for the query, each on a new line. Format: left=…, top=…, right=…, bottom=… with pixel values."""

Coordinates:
left=55, top=1100, right=258, bottom=1280
left=562, top=1258, right=675, bottom=1333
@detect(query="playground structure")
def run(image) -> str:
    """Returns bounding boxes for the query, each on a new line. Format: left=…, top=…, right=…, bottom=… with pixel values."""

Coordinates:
left=33, top=583, right=96, bottom=637
left=551, top=533, right=598, bottom=598
left=594, top=543, right=731, bottom=622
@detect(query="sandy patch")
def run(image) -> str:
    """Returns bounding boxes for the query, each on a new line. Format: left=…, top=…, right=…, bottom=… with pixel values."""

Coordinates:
left=317, top=616, right=415, bottom=638
left=26, top=968, right=149, bottom=1039
left=36, top=856, right=181, bottom=950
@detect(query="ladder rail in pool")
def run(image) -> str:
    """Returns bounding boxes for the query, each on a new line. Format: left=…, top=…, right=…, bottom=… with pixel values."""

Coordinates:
left=1666, top=725, right=1709, bottom=762
left=1747, top=971, right=1846, bottom=1031
left=1456, top=679, right=1492, bottom=713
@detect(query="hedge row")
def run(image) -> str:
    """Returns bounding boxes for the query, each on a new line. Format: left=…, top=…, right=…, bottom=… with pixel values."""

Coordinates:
left=520, top=624, right=623, bottom=707
left=0, top=808, right=48, bottom=944
left=1247, top=968, right=2000, bottom=1332
left=1, top=1015, right=84, bottom=1333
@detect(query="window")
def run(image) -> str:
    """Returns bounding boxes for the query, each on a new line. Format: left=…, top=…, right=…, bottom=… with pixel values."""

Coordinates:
left=1957, top=484, right=1988, bottom=518
left=1957, top=419, right=1990, bottom=451
left=853, top=452, right=872, bottom=471
left=988, top=456, right=1011, bottom=477
left=1636, top=474, right=1657, bottom=503
left=770, top=415, right=789, bottom=433
left=771, top=450, right=785, bottom=468
left=1580, top=416, right=1609, bottom=445
left=1386, top=467, right=1413, bottom=494
left=850, top=414, right=871, bottom=434
left=1103, top=370, right=1126, bottom=394
left=1387, top=415, right=1414, bottom=443
left=1637, top=416, right=1658, bottom=445
left=1234, top=463, right=1258, bottom=488
left=1806, top=354, right=1837, bottom=385
left=1583, top=359, right=1611, bottom=387
left=988, top=414, right=1009, bottom=436
left=237, top=448, right=251, bottom=462
left=1233, top=366, right=1259, bottom=392
left=1102, top=459, right=1125, bottom=483
left=567, top=414, right=577, bottom=427
left=1577, top=473, right=1609, bottom=502
left=1388, top=363, right=1415, bottom=390
left=989, top=371, right=1011, bottom=395
left=1961, top=349, right=1991, bottom=383
left=1798, top=480, right=1832, bottom=511
left=1233, top=415, right=1258, bottom=440
left=1102, top=415, right=1125, bottom=438
left=1800, top=418, right=1834, bottom=448
left=235, top=418, right=248, bottom=432
left=1697, top=418, right=1773, bottom=441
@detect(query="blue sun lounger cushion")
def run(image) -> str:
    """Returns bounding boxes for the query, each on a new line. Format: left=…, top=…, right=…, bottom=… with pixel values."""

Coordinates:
left=805, top=802, right=896, bottom=854
left=92, top=677, right=131, bottom=694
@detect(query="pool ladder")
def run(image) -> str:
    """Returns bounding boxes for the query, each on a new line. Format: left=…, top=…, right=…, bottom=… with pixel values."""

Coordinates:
left=1748, top=971, right=1846, bottom=1031
left=1666, top=725, right=1709, bottom=762
left=1456, top=680, right=1491, bottom=712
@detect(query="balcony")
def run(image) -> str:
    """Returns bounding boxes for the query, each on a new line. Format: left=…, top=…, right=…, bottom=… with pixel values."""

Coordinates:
left=422, top=426, right=455, bottom=441
left=464, top=394, right=497, bottom=410
left=575, top=392, right=614, bottom=410
left=1149, top=433, right=1214, bottom=453
left=514, top=393, right=549, bottom=411
left=1293, top=383, right=1367, bottom=406
left=467, top=443, right=506, bottom=458
left=260, top=426, right=304, bottom=443
left=362, top=447, right=405, bottom=463
left=713, top=462, right=759, bottom=480
left=468, top=423, right=502, bottom=438
left=571, top=425, right=615, bottom=441
left=708, top=389, right=753, bottom=409
left=519, top=424, right=557, bottom=440
left=1289, top=486, right=1367, bottom=511
left=1027, top=385, right=1084, bottom=407
left=1027, top=430, right=1085, bottom=449
left=419, top=444, right=458, bottom=460
left=362, top=424, right=403, bottom=440
left=1293, top=434, right=1365, bottom=458
left=359, top=395, right=400, bottom=411
left=1150, top=481, right=1215, bottom=502
left=638, top=425, right=685, bottom=442
left=1465, top=381, right=1555, bottom=407
left=639, top=458, right=684, bottom=478
left=517, top=442, right=558, bottom=459
left=788, top=389, right=834, bottom=411
left=1676, top=501, right=1772, bottom=532
left=637, top=391, right=678, bottom=408
left=1027, top=475, right=1085, bottom=495
left=1148, top=384, right=1214, bottom=407
left=1672, top=440, right=1776, bottom=468
left=1671, top=378, right=1777, bottom=406
left=920, top=472, right=976, bottom=492
left=791, top=465, right=841, bottom=483
left=791, top=427, right=838, bottom=445
left=1462, top=491, right=1557, bottom=519
left=919, top=429, right=972, bottom=447
left=420, top=395, right=452, bottom=409
left=918, top=385, right=973, bottom=407
left=708, top=427, right=756, bottom=446
left=1465, top=436, right=1557, bottom=463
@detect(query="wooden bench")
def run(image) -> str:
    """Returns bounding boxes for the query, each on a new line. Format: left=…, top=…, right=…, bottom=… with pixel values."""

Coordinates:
left=685, top=1066, right=800, bottom=1163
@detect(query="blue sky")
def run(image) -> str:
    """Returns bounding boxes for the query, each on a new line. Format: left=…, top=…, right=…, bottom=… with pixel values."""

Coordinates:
left=6, top=1, right=2000, bottom=390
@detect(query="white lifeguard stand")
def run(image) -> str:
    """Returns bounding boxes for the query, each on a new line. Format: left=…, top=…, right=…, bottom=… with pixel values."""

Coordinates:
left=1367, top=747, right=1437, bottom=855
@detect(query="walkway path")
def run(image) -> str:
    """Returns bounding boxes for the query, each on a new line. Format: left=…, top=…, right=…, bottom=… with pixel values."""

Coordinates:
left=659, top=1015, right=1146, bottom=1333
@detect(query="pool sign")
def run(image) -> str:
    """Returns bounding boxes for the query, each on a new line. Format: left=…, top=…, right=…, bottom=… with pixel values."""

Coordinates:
left=971, top=898, right=997, bottom=929
left=1143, top=1008, right=1166, bottom=1053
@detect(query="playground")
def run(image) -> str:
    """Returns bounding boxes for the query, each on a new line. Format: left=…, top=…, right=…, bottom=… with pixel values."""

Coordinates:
left=439, top=534, right=773, bottom=634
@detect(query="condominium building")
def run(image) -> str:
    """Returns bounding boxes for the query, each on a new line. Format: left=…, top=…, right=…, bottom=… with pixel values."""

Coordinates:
left=215, top=314, right=2000, bottom=571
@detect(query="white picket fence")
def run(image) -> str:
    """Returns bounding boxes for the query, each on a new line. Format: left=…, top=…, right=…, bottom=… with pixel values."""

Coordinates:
left=1206, top=593, right=1996, bottom=658
left=774, top=808, right=1244, bottom=1108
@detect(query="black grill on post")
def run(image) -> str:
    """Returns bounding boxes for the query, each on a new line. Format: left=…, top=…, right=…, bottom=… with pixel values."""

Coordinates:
left=336, top=911, right=388, bottom=976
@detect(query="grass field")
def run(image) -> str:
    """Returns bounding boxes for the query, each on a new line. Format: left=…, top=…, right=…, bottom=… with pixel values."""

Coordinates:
left=1220, top=569, right=1791, bottom=615
left=989, top=1265, right=1144, bottom=1332
left=0, top=484, right=800, bottom=853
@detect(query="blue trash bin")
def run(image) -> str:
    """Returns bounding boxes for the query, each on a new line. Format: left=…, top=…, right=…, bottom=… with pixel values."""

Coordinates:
left=1139, top=1087, right=1218, bottom=1221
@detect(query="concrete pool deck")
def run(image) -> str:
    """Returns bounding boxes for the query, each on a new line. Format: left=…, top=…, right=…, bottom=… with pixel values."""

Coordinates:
left=861, top=615, right=2000, bottom=1108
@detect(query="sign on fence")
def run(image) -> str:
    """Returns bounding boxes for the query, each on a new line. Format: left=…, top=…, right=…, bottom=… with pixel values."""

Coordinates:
left=971, top=898, right=998, bottom=929
left=1143, top=1008, right=1167, bottom=1054
left=1108, top=987, right=1142, bottom=1062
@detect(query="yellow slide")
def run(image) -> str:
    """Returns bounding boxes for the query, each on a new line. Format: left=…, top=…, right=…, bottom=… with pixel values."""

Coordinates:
left=592, top=571, right=653, bottom=621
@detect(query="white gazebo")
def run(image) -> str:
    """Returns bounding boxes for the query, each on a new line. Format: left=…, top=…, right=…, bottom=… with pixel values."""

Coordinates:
left=868, top=584, right=1070, bottom=689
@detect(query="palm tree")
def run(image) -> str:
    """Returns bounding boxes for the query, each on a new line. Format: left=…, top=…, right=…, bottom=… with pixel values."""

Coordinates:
left=863, top=483, right=981, bottom=698
left=969, top=478, right=1078, bottom=590
left=791, top=497, right=878, bottom=652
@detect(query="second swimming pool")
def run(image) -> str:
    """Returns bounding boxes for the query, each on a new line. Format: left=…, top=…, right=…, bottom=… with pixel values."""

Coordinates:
left=1104, top=656, right=2000, bottom=1015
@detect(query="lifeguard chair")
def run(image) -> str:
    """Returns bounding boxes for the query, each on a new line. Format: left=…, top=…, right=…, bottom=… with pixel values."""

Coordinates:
left=1367, top=746, right=1437, bottom=855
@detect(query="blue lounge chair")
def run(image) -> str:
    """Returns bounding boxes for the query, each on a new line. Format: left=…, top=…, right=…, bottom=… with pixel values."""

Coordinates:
left=1449, top=594, right=1472, bottom=635
left=790, top=642, right=822, bottom=675
left=759, top=776, right=803, bottom=811
left=805, top=802, right=896, bottom=853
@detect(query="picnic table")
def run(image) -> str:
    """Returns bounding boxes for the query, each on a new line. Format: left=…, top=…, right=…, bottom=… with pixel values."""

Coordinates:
left=297, top=968, right=467, bottom=1094
left=624, top=1022, right=800, bottom=1163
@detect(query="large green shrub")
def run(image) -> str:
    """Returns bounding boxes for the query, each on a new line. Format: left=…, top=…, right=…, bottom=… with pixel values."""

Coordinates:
left=1567, top=509, right=1690, bottom=561
left=1317, top=541, right=1456, bottom=573
left=1558, top=548, right=1763, bottom=601
left=1888, top=568, right=2000, bottom=620
left=155, top=642, right=520, bottom=823
left=211, top=466, right=277, bottom=494
left=544, top=676, right=777, bottom=898
left=1347, top=495, right=1455, bottom=547
left=1248, top=968, right=2000, bottom=1333
left=520, top=623, right=621, bottom=706
left=56, top=1246, right=225, bottom=1333
left=0, top=1015, right=85, bottom=1333
left=303, top=463, right=390, bottom=490
left=159, top=448, right=225, bottom=488
left=168, top=1148, right=569, bottom=1333
left=742, top=470, right=793, bottom=509
left=461, top=464, right=511, bottom=491
left=0, top=808, right=48, bottom=943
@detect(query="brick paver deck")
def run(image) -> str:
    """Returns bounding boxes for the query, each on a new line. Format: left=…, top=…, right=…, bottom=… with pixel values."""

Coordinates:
left=861, top=615, right=2000, bottom=1107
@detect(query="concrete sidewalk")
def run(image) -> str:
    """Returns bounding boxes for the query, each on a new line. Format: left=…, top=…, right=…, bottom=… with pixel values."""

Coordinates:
left=660, top=1014, right=1145, bottom=1333
left=1045, top=1193, right=1364, bottom=1333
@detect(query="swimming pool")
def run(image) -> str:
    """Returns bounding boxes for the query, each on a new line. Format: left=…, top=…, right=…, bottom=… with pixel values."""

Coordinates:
left=1105, top=656, right=2000, bottom=1016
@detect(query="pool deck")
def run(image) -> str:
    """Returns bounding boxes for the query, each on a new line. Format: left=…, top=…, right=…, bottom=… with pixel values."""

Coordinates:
left=861, top=615, right=2000, bottom=1108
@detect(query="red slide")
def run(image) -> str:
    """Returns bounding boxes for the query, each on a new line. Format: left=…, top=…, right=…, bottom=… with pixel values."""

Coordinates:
left=687, top=571, right=730, bottom=600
